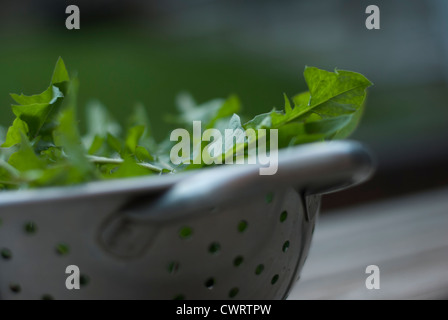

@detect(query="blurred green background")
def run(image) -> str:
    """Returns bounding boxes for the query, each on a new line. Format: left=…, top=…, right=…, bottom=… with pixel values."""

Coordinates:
left=1, top=0, right=448, bottom=207
left=0, top=27, right=302, bottom=141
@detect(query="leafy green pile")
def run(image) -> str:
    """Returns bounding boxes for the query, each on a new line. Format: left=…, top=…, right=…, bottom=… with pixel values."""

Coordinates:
left=0, top=58, right=372, bottom=190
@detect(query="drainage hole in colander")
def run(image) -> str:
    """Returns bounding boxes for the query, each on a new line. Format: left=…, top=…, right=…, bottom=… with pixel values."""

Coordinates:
left=24, top=222, right=38, bottom=234
left=237, top=220, right=248, bottom=233
left=80, top=274, right=90, bottom=287
left=228, top=287, right=239, bottom=298
left=233, top=256, right=244, bottom=267
left=265, top=192, right=274, bottom=204
left=205, top=277, right=215, bottom=290
left=255, top=264, right=265, bottom=275
left=1, top=248, right=12, bottom=260
left=55, top=243, right=70, bottom=256
left=280, top=211, right=288, bottom=223
left=271, top=274, right=279, bottom=285
left=173, top=294, right=185, bottom=300
left=167, top=261, right=180, bottom=274
left=208, top=242, right=221, bottom=255
left=9, top=284, right=21, bottom=294
left=179, top=226, right=193, bottom=240
left=282, top=241, right=290, bottom=253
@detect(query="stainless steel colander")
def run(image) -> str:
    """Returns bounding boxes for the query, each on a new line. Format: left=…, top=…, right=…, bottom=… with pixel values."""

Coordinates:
left=0, top=141, right=374, bottom=300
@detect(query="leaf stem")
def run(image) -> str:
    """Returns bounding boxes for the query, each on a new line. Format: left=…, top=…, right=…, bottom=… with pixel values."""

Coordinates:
left=86, top=155, right=164, bottom=173
left=0, top=180, right=21, bottom=186
left=0, top=159, right=21, bottom=178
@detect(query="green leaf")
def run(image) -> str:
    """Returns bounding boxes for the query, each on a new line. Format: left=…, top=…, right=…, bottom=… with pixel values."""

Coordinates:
left=52, top=79, right=94, bottom=180
left=243, top=67, right=372, bottom=147
left=51, top=57, right=70, bottom=85
left=40, top=146, right=64, bottom=164
left=171, top=92, right=241, bottom=128
left=104, top=156, right=154, bottom=179
left=126, top=103, right=159, bottom=155
left=283, top=93, right=292, bottom=114
left=203, top=113, right=247, bottom=164
left=7, top=59, right=68, bottom=145
left=53, top=107, right=87, bottom=167
left=207, top=95, right=241, bottom=129
left=2, top=118, right=29, bottom=148
left=28, top=165, right=88, bottom=187
left=0, top=126, right=5, bottom=145
left=277, top=122, right=305, bottom=147
left=331, top=103, right=365, bottom=139
left=85, top=100, right=121, bottom=138
left=125, top=125, right=145, bottom=153
left=0, top=166, right=11, bottom=186
left=87, top=135, right=105, bottom=155
left=304, top=67, right=371, bottom=113
left=107, top=133, right=123, bottom=154
left=7, top=86, right=64, bottom=142
left=245, top=66, right=372, bottom=144
left=243, top=110, right=275, bottom=130
left=271, top=67, right=372, bottom=129
left=127, top=103, right=150, bottom=130
left=291, top=91, right=311, bottom=109
left=83, top=100, right=122, bottom=154
left=11, top=85, right=64, bottom=106
left=304, top=115, right=352, bottom=136
left=8, top=134, right=45, bottom=172
left=0, top=59, right=372, bottom=190
left=11, top=103, right=53, bottom=138
left=0, top=158, right=20, bottom=183
left=135, top=145, right=154, bottom=162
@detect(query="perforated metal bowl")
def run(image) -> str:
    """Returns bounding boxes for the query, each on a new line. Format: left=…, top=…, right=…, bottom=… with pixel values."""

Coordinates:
left=0, top=141, right=373, bottom=300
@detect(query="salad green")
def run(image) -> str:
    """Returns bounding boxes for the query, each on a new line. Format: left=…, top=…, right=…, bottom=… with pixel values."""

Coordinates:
left=0, top=58, right=372, bottom=189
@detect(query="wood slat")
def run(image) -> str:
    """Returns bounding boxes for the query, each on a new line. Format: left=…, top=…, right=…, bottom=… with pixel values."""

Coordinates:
left=289, top=188, right=448, bottom=300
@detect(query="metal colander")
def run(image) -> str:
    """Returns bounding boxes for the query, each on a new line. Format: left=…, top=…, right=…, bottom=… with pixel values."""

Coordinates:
left=0, top=141, right=373, bottom=300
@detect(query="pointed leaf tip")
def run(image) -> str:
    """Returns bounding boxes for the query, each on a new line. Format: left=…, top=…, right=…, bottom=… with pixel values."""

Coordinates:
left=283, top=93, right=292, bottom=113
left=51, top=57, right=70, bottom=85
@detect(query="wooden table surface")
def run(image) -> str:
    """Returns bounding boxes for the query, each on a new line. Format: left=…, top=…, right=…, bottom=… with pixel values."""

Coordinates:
left=288, top=188, right=448, bottom=300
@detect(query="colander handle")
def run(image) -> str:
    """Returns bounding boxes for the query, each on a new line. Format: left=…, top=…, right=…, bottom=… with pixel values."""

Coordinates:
left=123, top=140, right=374, bottom=222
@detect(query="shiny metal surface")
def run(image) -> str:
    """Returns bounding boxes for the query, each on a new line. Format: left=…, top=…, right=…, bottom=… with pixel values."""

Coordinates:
left=0, top=141, right=374, bottom=300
